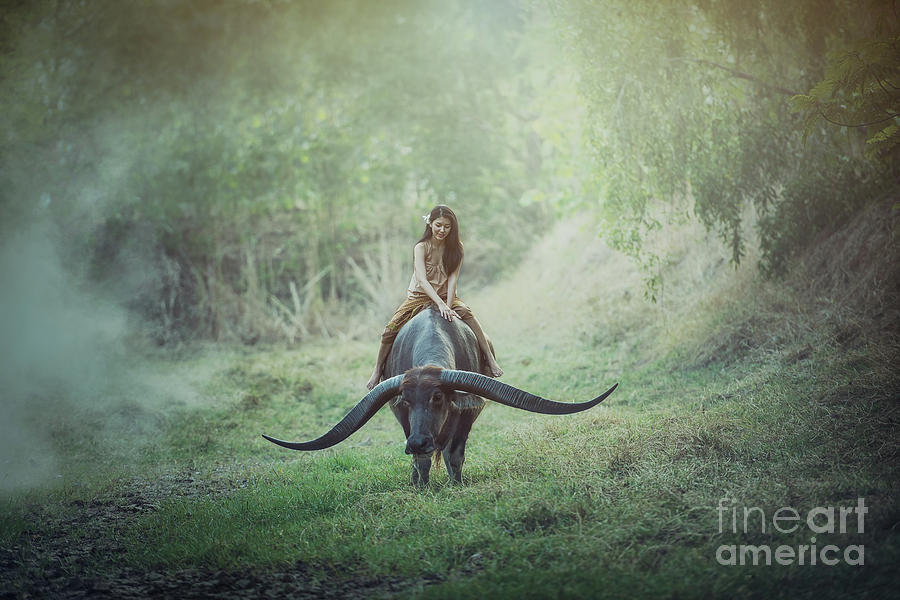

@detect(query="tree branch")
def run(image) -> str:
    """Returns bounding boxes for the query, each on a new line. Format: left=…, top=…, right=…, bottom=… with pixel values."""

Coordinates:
left=671, top=57, right=800, bottom=96
left=818, top=107, right=900, bottom=128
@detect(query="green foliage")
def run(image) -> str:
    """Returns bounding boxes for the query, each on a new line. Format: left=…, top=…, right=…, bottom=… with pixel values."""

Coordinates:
left=552, top=0, right=898, bottom=290
left=792, top=33, right=900, bottom=162
left=1, top=0, right=579, bottom=343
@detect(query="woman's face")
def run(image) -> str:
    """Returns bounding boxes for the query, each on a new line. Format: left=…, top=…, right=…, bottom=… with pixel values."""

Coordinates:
left=430, top=216, right=452, bottom=241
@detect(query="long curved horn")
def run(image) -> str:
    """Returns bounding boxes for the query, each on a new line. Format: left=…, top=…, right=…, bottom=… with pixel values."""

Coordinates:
left=438, top=370, right=617, bottom=414
left=261, top=374, right=404, bottom=450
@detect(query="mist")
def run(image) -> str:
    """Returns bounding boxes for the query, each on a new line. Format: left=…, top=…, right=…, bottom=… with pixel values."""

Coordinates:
left=0, top=220, right=117, bottom=485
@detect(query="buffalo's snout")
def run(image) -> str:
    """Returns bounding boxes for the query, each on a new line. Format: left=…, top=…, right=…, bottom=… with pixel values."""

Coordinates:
left=405, top=433, right=435, bottom=455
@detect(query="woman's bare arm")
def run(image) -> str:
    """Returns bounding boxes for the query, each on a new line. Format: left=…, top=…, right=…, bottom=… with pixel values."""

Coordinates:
left=446, top=255, right=462, bottom=305
left=414, top=242, right=459, bottom=321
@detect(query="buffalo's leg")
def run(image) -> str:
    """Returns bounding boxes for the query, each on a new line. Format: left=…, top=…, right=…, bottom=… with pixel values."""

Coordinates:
left=443, top=412, right=477, bottom=484
left=411, top=453, right=433, bottom=486
left=442, top=446, right=463, bottom=484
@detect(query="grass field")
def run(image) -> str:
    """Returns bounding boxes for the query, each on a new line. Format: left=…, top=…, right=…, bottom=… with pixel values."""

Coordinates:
left=2, top=210, right=898, bottom=599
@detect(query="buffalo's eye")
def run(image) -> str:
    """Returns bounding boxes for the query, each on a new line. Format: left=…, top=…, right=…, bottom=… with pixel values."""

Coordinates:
left=431, top=390, right=443, bottom=403
left=397, top=398, right=410, bottom=409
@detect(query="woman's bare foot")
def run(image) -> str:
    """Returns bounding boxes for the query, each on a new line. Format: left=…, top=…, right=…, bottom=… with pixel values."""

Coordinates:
left=366, top=369, right=382, bottom=390
left=486, top=357, right=503, bottom=378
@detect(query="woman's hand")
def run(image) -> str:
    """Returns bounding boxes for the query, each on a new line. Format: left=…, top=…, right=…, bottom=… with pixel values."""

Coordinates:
left=438, top=301, right=460, bottom=321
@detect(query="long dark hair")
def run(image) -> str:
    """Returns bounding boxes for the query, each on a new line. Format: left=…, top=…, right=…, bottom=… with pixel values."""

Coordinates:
left=417, top=205, right=463, bottom=275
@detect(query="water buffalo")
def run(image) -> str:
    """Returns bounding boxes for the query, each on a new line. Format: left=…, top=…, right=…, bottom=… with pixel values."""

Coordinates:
left=263, top=307, right=617, bottom=484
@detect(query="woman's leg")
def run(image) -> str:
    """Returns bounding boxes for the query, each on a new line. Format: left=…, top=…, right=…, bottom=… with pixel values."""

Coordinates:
left=367, top=294, right=431, bottom=389
left=366, top=339, right=393, bottom=390
left=461, top=313, right=503, bottom=378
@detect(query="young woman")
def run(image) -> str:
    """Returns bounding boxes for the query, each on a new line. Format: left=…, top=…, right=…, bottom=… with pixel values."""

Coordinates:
left=366, top=205, right=503, bottom=390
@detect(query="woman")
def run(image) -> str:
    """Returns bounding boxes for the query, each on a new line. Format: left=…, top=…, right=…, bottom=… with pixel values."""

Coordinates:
left=366, top=205, right=503, bottom=390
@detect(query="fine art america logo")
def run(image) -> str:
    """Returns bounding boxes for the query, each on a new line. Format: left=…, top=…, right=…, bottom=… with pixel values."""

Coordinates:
left=715, top=497, right=867, bottom=566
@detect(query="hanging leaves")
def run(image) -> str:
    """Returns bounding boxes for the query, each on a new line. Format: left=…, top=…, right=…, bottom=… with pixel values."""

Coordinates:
left=554, top=0, right=898, bottom=288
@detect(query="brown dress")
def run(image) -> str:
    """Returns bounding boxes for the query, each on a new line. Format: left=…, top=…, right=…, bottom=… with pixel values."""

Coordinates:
left=380, top=241, right=473, bottom=344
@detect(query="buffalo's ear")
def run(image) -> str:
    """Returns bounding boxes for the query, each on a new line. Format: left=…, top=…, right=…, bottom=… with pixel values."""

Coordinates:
left=450, top=391, right=483, bottom=412
left=447, top=389, right=463, bottom=412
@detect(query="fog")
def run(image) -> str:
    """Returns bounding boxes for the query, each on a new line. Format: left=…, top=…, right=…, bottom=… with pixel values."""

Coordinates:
left=0, top=210, right=204, bottom=492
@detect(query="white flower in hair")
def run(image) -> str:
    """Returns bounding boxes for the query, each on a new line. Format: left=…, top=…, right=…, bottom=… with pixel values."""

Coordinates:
left=422, top=214, right=431, bottom=225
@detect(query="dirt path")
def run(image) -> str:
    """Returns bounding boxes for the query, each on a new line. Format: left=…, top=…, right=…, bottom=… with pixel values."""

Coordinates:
left=1, top=474, right=444, bottom=600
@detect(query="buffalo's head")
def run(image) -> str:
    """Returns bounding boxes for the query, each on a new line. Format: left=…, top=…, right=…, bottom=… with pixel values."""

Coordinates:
left=394, top=365, right=462, bottom=454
